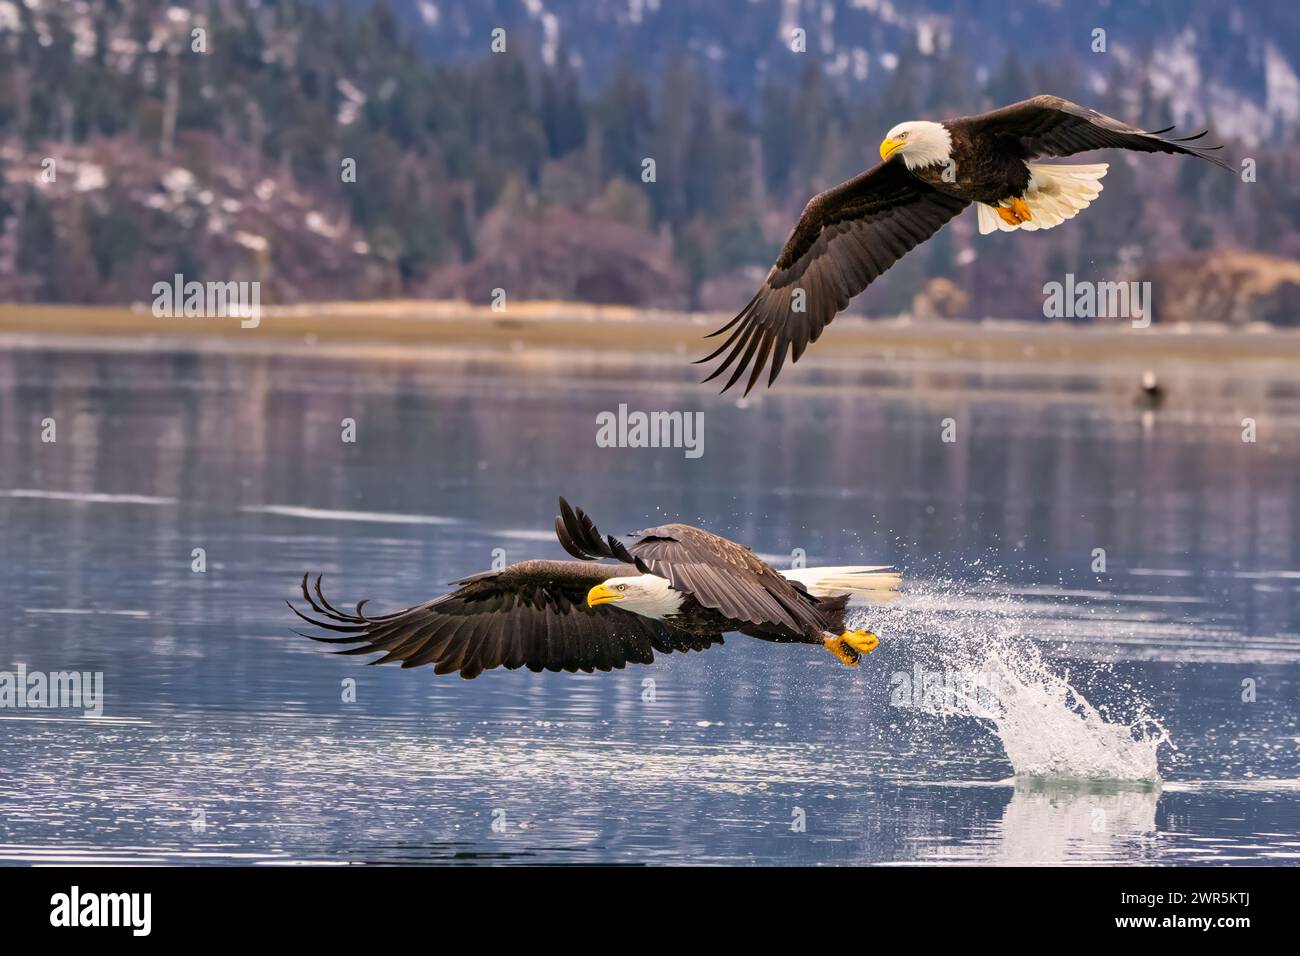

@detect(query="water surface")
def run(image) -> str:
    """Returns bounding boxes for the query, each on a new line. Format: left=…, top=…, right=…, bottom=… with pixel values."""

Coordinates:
left=1, top=343, right=1297, bottom=865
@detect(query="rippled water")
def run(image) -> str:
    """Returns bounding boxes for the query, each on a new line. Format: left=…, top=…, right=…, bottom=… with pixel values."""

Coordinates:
left=0, top=343, right=1298, bottom=865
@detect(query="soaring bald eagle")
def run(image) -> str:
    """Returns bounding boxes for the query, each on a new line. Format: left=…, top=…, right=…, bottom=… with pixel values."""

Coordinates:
left=699, top=94, right=1229, bottom=394
left=289, top=498, right=900, bottom=679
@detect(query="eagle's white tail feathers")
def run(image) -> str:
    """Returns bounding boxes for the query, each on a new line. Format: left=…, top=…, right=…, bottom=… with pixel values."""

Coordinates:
left=781, top=565, right=901, bottom=605
left=976, top=162, right=1108, bottom=235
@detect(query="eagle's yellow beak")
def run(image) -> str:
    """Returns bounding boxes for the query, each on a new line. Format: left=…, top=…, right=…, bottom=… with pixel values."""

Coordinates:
left=587, top=583, right=623, bottom=607
left=880, top=137, right=905, bottom=161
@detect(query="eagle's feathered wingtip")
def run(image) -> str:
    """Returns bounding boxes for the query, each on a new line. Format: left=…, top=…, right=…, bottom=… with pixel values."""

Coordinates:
left=699, top=356, right=784, bottom=396
left=289, top=573, right=375, bottom=643
left=701, top=307, right=747, bottom=340
left=555, top=497, right=603, bottom=560
left=554, top=497, right=642, bottom=565
left=696, top=289, right=801, bottom=395
left=1150, top=125, right=1231, bottom=170
left=695, top=293, right=762, bottom=387
left=555, top=496, right=596, bottom=560
left=703, top=350, right=788, bottom=397
left=1199, top=149, right=1232, bottom=172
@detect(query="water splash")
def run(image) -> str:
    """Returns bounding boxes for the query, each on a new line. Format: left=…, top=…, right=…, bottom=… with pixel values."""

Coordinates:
left=860, top=579, right=1171, bottom=781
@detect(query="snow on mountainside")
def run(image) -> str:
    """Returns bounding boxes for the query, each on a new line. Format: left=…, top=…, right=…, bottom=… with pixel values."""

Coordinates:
left=401, top=0, right=1300, bottom=146
left=2, top=0, right=1296, bottom=319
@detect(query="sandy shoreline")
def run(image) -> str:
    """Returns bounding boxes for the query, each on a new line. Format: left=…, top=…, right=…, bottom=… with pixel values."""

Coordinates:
left=2, top=300, right=1299, bottom=374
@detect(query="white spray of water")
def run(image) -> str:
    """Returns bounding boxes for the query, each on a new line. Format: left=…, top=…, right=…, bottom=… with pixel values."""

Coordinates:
left=859, top=579, right=1171, bottom=781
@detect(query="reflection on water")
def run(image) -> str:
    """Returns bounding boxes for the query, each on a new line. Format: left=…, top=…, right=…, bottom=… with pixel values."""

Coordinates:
left=0, top=344, right=1298, bottom=865
left=988, top=779, right=1160, bottom=865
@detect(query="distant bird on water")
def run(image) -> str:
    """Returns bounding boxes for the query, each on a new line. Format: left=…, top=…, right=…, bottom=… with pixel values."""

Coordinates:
left=1138, top=369, right=1165, bottom=409
left=289, top=498, right=900, bottom=679
left=699, top=94, right=1229, bottom=394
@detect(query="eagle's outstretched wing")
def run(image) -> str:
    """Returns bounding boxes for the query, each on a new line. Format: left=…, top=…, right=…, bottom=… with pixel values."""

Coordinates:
left=960, top=94, right=1230, bottom=168
left=289, top=564, right=720, bottom=680
left=556, top=498, right=834, bottom=636
left=696, top=159, right=969, bottom=394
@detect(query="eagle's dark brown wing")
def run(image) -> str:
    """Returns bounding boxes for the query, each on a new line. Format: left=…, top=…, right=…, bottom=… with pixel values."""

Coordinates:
left=959, top=94, right=1230, bottom=168
left=289, top=562, right=720, bottom=680
left=696, top=158, right=969, bottom=394
left=556, top=498, right=832, bottom=636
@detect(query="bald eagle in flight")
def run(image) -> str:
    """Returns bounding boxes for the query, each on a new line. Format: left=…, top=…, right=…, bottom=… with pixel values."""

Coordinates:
left=289, top=498, right=900, bottom=679
left=699, top=94, right=1229, bottom=394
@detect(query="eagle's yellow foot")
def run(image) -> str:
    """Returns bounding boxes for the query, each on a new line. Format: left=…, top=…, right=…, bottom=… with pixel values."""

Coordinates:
left=822, top=629, right=881, bottom=667
left=996, top=198, right=1032, bottom=226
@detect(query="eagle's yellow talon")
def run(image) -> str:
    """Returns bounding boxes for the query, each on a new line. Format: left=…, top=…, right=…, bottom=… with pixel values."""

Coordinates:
left=996, top=197, right=1033, bottom=226
left=823, top=629, right=880, bottom=667
left=844, top=628, right=880, bottom=654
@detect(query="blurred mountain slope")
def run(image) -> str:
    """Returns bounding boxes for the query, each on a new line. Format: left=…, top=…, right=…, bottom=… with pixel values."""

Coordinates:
left=0, top=0, right=1296, bottom=323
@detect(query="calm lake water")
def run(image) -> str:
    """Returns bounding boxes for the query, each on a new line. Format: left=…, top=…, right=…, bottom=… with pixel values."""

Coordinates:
left=1, top=341, right=1298, bottom=865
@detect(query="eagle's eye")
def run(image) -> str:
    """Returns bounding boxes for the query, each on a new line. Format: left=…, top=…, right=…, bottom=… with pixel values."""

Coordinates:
left=897, top=131, right=909, bottom=139
left=617, top=584, right=627, bottom=591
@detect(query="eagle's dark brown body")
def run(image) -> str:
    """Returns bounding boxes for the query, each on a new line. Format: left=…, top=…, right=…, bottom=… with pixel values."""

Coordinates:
left=664, top=589, right=849, bottom=644
left=913, top=125, right=1032, bottom=204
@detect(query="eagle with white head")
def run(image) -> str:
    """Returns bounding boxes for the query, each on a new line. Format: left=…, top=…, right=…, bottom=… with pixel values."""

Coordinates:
left=290, top=498, right=900, bottom=679
left=699, top=94, right=1229, bottom=394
